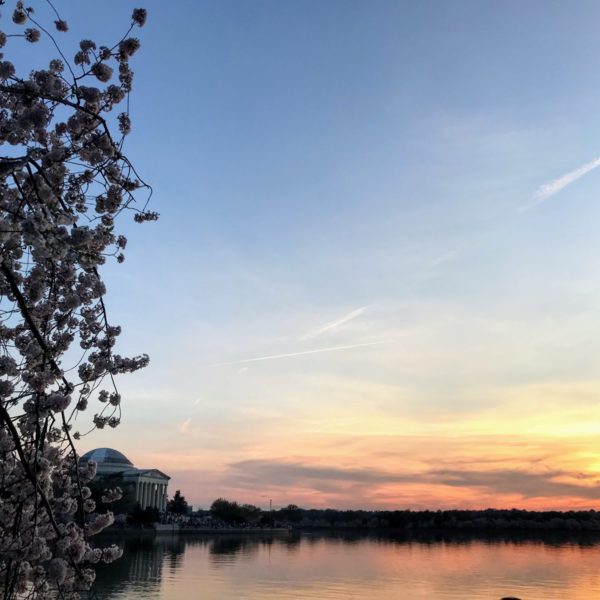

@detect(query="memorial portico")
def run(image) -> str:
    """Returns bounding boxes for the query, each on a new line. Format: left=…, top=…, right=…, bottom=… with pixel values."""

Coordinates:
left=135, top=474, right=169, bottom=511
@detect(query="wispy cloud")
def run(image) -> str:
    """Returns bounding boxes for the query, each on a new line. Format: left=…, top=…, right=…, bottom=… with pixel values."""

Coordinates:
left=300, top=306, right=368, bottom=341
left=180, top=418, right=191, bottom=433
left=425, top=250, right=459, bottom=270
left=525, top=156, right=600, bottom=210
left=229, top=458, right=600, bottom=500
left=213, top=340, right=392, bottom=367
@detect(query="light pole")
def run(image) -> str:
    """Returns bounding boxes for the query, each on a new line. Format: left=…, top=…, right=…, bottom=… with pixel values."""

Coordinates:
left=262, top=496, right=273, bottom=528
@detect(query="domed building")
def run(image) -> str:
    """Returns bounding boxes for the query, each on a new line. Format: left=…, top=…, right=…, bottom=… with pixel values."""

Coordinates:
left=80, top=447, right=170, bottom=511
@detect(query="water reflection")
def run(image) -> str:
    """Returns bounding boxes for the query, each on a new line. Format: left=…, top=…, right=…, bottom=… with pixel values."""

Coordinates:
left=88, top=531, right=600, bottom=600
left=89, top=536, right=180, bottom=599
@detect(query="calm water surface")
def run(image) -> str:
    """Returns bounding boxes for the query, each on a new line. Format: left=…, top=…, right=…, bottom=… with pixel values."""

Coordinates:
left=92, top=532, right=600, bottom=599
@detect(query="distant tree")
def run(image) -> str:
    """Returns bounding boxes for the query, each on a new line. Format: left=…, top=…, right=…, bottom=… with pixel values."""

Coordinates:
left=279, top=504, right=303, bottom=524
left=167, top=490, right=189, bottom=515
left=240, top=503, right=262, bottom=523
left=0, top=3, right=153, bottom=598
left=210, top=498, right=246, bottom=524
left=325, top=508, right=340, bottom=527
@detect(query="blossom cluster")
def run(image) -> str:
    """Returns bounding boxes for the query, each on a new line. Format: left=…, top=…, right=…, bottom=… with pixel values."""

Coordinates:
left=0, top=3, right=152, bottom=598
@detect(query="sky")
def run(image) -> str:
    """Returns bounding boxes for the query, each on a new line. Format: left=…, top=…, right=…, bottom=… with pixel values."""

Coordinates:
left=19, top=0, right=600, bottom=511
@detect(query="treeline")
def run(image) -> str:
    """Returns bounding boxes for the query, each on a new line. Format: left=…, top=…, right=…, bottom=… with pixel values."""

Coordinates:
left=286, top=507, right=600, bottom=532
left=203, top=500, right=600, bottom=532
left=208, top=498, right=269, bottom=526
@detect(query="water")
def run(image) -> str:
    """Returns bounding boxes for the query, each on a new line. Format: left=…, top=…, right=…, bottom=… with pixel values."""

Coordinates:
left=91, top=532, right=600, bottom=599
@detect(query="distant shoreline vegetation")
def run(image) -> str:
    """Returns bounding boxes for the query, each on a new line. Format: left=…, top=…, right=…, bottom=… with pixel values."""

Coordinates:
left=290, top=508, right=600, bottom=533
left=95, top=488, right=600, bottom=534
left=200, top=501, right=600, bottom=533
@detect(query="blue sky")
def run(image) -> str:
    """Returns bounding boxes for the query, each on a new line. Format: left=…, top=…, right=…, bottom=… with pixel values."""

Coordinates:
left=21, top=0, right=600, bottom=508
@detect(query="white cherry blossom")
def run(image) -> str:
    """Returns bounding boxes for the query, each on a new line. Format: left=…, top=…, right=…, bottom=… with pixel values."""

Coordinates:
left=0, top=3, right=152, bottom=598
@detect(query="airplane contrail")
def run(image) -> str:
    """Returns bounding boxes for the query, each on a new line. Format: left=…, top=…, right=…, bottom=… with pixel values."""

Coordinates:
left=525, top=156, right=600, bottom=210
left=212, top=340, right=393, bottom=367
left=300, top=306, right=368, bottom=341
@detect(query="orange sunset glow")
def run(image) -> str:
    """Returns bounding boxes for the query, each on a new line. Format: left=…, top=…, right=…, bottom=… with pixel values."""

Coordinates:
left=85, top=372, right=600, bottom=510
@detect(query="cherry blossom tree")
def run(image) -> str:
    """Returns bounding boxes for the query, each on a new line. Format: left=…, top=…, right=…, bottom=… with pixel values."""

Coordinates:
left=0, top=3, right=154, bottom=598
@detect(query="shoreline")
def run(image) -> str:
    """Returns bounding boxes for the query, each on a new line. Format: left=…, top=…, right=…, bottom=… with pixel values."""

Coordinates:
left=101, top=526, right=290, bottom=537
left=99, top=525, right=600, bottom=542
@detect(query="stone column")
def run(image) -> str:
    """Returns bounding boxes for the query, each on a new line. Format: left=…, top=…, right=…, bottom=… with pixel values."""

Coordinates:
left=142, top=481, right=147, bottom=509
left=162, top=485, right=167, bottom=511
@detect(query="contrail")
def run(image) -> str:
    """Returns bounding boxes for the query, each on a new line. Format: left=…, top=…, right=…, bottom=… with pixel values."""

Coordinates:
left=426, top=249, right=459, bottom=270
left=212, top=340, right=393, bottom=366
left=525, top=156, right=600, bottom=210
left=300, top=306, right=368, bottom=341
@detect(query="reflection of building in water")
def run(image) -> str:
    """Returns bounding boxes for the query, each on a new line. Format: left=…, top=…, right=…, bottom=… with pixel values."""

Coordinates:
left=126, top=540, right=164, bottom=582
left=92, top=537, right=185, bottom=599
left=81, top=447, right=170, bottom=510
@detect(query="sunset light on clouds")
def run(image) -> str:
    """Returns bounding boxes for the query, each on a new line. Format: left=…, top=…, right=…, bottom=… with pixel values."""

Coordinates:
left=66, top=0, right=600, bottom=512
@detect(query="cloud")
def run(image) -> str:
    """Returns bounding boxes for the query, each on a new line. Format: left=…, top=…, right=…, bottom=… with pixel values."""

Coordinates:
left=425, top=250, right=459, bottom=270
left=300, top=306, right=368, bottom=341
left=228, top=458, right=600, bottom=500
left=231, top=459, right=411, bottom=485
left=180, top=418, right=191, bottom=433
left=238, top=367, right=249, bottom=374
left=525, top=156, right=600, bottom=210
left=431, top=468, right=600, bottom=500
left=212, top=340, right=391, bottom=367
